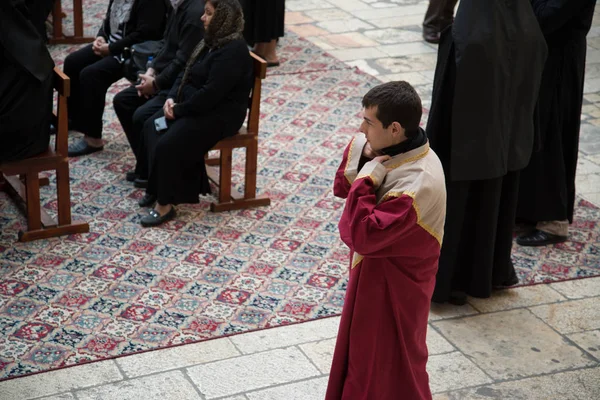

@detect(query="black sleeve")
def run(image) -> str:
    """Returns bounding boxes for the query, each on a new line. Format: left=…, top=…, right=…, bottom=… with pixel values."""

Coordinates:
left=155, top=21, right=204, bottom=90
left=173, top=43, right=249, bottom=118
left=530, top=0, right=592, bottom=34
left=108, top=0, right=167, bottom=55
left=168, top=71, right=184, bottom=100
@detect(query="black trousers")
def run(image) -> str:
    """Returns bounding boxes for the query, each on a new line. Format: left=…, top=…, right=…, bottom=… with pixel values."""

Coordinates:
left=63, top=44, right=123, bottom=139
left=423, top=0, right=458, bottom=32
left=113, top=86, right=168, bottom=172
left=138, top=110, right=230, bottom=206
left=432, top=172, right=520, bottom=303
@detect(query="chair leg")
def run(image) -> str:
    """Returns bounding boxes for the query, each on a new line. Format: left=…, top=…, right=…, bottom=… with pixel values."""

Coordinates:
left=218, top=148, right=232, bottom=204
left=25, top=172, right=42, bottom=231
left=244, top=139, right=258, bottom=200
left=56, top=162, right=72, bottom=226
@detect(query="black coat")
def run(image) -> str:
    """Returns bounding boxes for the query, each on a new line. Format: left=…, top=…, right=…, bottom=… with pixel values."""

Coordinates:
left=426, top=0, right=548, bottom=181
left=0, top=0, right=54, bottom=162
left=152, top=0, right=205, bottom=91
left=517, top=0, right=596, bottom=223
left=169, top=39, right=253, bottom=135
left=97, top=0, right=167, bottom=56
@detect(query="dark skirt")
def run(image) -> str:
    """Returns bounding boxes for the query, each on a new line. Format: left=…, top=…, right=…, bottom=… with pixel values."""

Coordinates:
left=517, top=36, right=587, bottom=224
left=432, top=172, right=520, bottom=303
left=241, top=0, right=285, bottom=45
left=138, top=110, right=236, bottom=206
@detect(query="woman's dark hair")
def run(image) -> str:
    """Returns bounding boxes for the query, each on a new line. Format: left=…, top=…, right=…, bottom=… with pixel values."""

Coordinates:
left=362, top=81, right=422, bottom=138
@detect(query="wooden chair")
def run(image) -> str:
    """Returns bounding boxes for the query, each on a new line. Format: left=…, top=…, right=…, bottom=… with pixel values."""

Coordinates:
left=0, top=68, right=89, bottom=242
left=49, top=0, right=93, bottom=44
left=205, top=52, right=271, bottom=212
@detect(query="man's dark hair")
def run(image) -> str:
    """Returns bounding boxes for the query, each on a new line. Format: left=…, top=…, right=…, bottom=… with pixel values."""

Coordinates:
left=362, top=81, right=422, bottom=138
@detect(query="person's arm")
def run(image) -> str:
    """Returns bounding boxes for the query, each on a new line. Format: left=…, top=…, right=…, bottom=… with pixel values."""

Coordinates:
left=167, top=71, right=184, bottom=100
left=338, top=160, right=437, bottom=258
left=155, top=21, right=204, bottom=90
left=108, top=0, right=167, bottom=55
left=96, top=0, right=111, bottom=40
left=173, top=43, right=249, bottom=118
left=530, top=0, right=592, bottom=35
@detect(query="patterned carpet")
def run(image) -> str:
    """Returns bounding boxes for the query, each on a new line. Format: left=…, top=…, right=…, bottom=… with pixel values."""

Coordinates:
left=1, top=1, right=599, bottom=381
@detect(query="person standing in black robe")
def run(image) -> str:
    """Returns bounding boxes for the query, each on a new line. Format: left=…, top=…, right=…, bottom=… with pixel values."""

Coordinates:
left=240, top=0, right=284, bottom=67
left=426, top=0, right=547, bottom=304
left=516, top=0, right=597, bottom=247
left=135, top=0, right=253, bottom=227
left=0, top=0, right=54, bottom=163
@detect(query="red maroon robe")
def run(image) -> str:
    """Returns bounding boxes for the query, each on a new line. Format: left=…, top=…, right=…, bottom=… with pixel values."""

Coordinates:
left=326, top=136, right=446, bottom=400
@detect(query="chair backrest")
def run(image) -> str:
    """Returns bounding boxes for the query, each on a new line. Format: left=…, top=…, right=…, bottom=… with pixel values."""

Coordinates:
left=247, top=52, right=267, bottom=136
left=53, top=67, right=70, bottom=156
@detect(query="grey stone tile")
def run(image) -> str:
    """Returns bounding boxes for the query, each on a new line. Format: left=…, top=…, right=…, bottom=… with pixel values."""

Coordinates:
left=375, top=53, right=439, bottom=73
left=550, top=278, right=600, bottom=299
left=0, top=361, right=122, bottom=400
left=585, top=63, right=600, bottom=79
left=433, top=309, right=596, bottom=380
left=578, top=157, right=600, bottom=174
left=299, top=338, right=336, bottom=374
left=567, top=330, right=600, bottom=361
left=219, top=397, right=247, bottom=400
left=304, top=8, right=353, bottom=21
left=351, top=4, right=426, bottom=20
left=428, top=302, right=479, bottom=321
left=575, top=173, right=600, bottom=194
left=427, top=352, right=492, bottom=394
left=116, top=337, right=240, bottom=377
left=581, top=191, right=600, bottom=207
left=326, top=0, right=372, bottom=11
left=37, top=395, right=76, bottom=400
left=229, top=317, right=339, bottom=354
left=377, top=72, right=432, bottom=85
left=530, top=298, right=600, bottom=334
left=285, top=0, right=336, bottom=12
left=347, top=59, right=383, bottom=76
left=317, top=18, right=375, bottom=33
left=378, top=42, right=437, bottom=57
left=467, top=285, right=566, bottom=313
left=433, top=366, right=600, bottom=400
left=363, top=28, right=423, bottom=44
left=76, top=371, right=201, bottom=400
left=367, top=14, right=424, bottom=28
left=427, top=325, right=455, bottom=355
left=186, top=347, right=320, bottom=399
left=246, top=377, right=329, bottom=400
left=584, top=77, right=600, bottom=94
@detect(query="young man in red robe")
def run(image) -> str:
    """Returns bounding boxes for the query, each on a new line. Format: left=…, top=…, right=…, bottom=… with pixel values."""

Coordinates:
left=326, top=81, right=447, bottom=400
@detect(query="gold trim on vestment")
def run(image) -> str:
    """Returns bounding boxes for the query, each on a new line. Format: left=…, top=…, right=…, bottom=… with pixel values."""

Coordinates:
left=355, top=173, right=379, bottom=188
left=385, top=146, right=430, bottom=170
left=344, top=137, right=356, bottom=184
left=351, top=253, right=364, bottom=269
left=382, top=191, right=443, bottom=246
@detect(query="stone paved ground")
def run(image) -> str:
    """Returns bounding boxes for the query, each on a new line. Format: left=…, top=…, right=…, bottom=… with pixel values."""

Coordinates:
left=1, top=1, right=599, bottom=399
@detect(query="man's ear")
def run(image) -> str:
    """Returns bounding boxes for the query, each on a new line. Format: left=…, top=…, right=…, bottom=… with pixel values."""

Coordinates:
left=390, top=121, right=405, bottom=139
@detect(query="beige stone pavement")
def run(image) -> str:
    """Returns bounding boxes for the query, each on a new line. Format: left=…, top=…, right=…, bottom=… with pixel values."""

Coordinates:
left=1, top=1, right=599, bottom=399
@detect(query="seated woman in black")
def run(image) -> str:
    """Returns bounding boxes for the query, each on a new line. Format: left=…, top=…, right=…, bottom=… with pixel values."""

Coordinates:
left=136, top=0, right=252, bottom=227
left=63, top=0, right=166, bottom=157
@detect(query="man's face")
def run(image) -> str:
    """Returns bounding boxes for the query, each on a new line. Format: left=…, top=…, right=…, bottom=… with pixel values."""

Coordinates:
left=359, top=106, right=394, bottom=152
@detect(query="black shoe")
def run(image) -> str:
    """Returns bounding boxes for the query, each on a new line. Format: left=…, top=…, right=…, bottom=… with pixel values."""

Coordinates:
left=516, top=229, right=567, bottom=247
left=448, top=290, right=467, bottom=306
left=134, top=178, right=148, bottom=189
left=422, top=27, right=440, bottom=44
left=126, top=171, right=139, bottom=182
left=68, top=138, right=103, bottom=157
left=140, top=207, right=176, bottom=227
left=138, top=193, right=157, bottom=207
